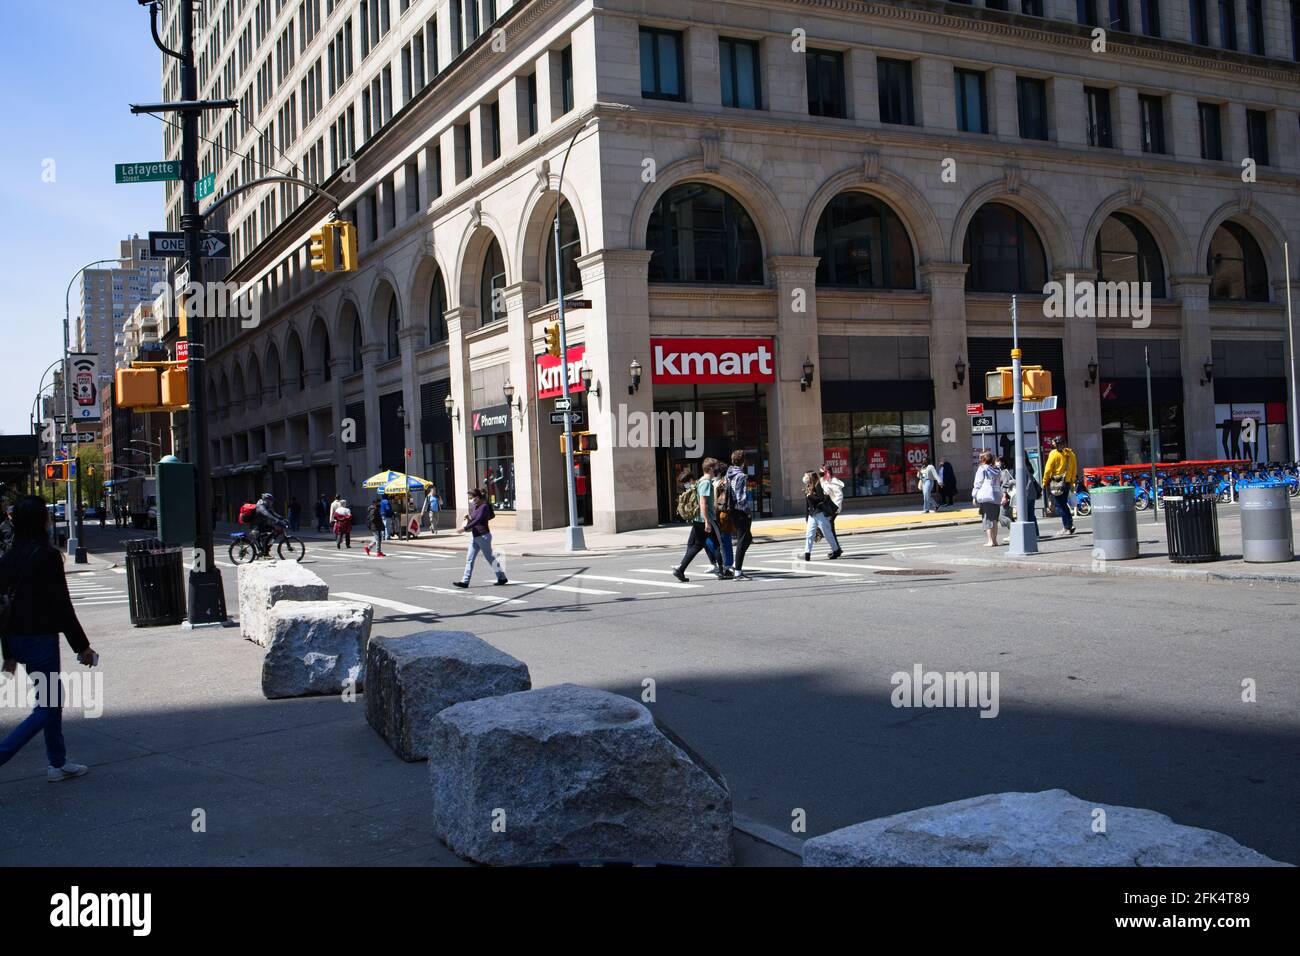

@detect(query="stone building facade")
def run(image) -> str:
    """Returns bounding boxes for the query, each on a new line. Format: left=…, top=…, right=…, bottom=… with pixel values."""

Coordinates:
left=171, top=0, right=1300, bottom=532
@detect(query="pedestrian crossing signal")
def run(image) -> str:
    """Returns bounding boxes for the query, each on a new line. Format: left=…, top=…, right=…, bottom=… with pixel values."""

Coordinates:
left=309, top=223, right=337, bottom=272
left=985, top=366, right=1052, bottom=402
left=46, top=461, right=67, bottom=481
left=544, top=323, right=561, bottom=358
left=560, top=431, right=597, bottom=454
left=337, top=220, right=359, bottom=272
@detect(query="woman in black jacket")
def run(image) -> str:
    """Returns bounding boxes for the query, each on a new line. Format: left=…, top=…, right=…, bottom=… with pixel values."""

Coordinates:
left=0, top=496, right=96, bottom=780
left=803, top=471, right=842, bottom=561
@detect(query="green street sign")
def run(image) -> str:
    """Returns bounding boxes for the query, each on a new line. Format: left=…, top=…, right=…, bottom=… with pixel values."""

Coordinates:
left=115, top=161, right=182, bottom=184
left=194, top=173, right=216, bottom=201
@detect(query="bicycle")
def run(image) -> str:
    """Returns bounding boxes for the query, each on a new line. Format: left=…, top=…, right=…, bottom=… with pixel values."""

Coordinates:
left=229, top=524, right=306, bottom=564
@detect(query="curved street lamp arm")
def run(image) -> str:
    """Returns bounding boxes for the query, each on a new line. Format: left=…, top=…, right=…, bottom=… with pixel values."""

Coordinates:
left=202, top=176, right=342, bottom=222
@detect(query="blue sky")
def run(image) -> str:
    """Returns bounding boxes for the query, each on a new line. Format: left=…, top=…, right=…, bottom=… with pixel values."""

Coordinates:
left=0, top=2, right=167, bottom=434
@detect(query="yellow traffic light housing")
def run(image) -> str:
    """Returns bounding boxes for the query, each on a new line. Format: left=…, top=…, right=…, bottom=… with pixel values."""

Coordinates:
left=309, top=222, right=337, bottom=273
left=337, top=220, right=359, bottom=272
left=1022, top=367, right=1052, bottom=400
left=544, top=323, right=561, bottom=358
left=46, top=462, right=66, bottom=481
left=560, top=431, right=598, bottom=455
left=985, top=365, right=1053, bottom=403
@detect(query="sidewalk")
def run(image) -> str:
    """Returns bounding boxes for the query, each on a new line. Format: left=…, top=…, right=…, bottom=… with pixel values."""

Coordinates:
left=916, top=508, right=1300, bottom=585
left=372, top=504, right=984, bottom=557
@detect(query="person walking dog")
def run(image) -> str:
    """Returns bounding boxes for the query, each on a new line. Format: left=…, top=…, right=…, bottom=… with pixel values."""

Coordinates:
left=453, top=488, right=508, bottom=587
left=0, top=496, right=97, bottom=781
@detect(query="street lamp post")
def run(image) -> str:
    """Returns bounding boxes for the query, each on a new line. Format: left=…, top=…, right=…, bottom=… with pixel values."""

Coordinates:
left=552, top=117, right=595, bottom=552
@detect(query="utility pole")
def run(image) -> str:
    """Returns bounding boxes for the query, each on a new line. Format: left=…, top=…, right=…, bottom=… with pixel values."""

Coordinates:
left=134, top=0, right=235, bottom=625
left=1144, top=346, right=1160, bottom=524
left=1007, top=295, right=1038, bottom=556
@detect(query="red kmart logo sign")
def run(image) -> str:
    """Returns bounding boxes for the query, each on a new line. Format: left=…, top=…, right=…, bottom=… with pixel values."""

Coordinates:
left=650, top=337, right=775, bottom=384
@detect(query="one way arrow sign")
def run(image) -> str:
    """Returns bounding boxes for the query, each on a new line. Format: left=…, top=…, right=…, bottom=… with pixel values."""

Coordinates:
left=148, top=230, right=231, bottom=259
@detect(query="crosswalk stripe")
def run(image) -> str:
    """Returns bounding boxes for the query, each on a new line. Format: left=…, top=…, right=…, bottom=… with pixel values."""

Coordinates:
left=740, top=564, right=864, bottom=579
left=330, top=591, right=439, bottom=615
left=578, top=573, right=701, bottom=590
left=507, top=581, right=618, bottom=596
left=74, top=598, right=130, bottom=606
left=410, top=585, right=526, bottom=605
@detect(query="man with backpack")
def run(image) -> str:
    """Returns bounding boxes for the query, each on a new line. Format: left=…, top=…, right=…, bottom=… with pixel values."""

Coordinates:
left=364, top=496, right=386, bottom=557
left=722, top=450, right=754, bottom=580
left=453, top=488, right=508, bottom=587
left=240, top=493, right=286, bottom=557
left=1041, top=436, right=1079, bottom=535
left=672, top=458, right=730, bottom=582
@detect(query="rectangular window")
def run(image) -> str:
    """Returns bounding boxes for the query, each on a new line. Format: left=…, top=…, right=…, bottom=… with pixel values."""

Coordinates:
left=431, top=142, right=443, bottom=198
left=1198, top=102, right=1223, bottom=159
left=1246, top=109, right=1269, bottom=165
left=405, top=160, right=420, bottom=216
left=954, top=68, right=988, bottom=134
left=877, top=58, right=915, bottom=126
left=719, top=37, right=761, bottom=110
left=1294, top=0, right=1300, bottom=60
left=1219, top=0, right=1238, bottom=50
left=1138, top=94, right=1165, bottom=153
left=1190, top=0, right=1210, bottom=43
left=1016, top=76, right=1048, bottom=140
left=1107, top=0, right=1131, bottom=30
left=526, top=73, right=538, bottom=136
left=1140, top=0, right=1161, bottom=35
left=426, top=17, right=439, bottom=76
left=1246, top=0, right=1265, bottom=54
left=488, top=101, right=501, bottom=161
left=459, top=122, right=472, bottom=181
left=368, top=191, right=379, bottom=242
left=1077, top=0, right=1099, bottom=25
left=1085, top=86, right=1113, bottom=147
left=560, top=45, right=574, bottom=113
left=640, top=28, right=684, bottom=101
left=985, top=0, right=1009, bottom=10
left=806, top=48, right=847, bottom=118
left=1020, top=0, right=1044, bottom=13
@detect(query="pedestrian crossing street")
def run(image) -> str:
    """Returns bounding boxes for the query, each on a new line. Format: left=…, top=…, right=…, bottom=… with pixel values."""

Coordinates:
left=66, top=573, right=130, bottom=609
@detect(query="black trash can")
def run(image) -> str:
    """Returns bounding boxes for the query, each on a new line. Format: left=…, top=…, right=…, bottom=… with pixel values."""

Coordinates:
left=1162, top=487, right=1220, bottom=563
left=125, top=538, right=187, bottom=626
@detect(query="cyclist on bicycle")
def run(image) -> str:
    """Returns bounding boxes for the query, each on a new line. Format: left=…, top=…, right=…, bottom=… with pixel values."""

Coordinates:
left=253, top=493, right=288, bottom=556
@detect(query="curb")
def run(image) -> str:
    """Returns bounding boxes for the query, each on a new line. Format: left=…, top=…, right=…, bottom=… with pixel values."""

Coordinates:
left=920, top=553, right=1300, bottom=585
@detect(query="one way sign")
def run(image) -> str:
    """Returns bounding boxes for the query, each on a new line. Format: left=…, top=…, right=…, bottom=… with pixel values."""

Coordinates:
left=148, top=230, right=232, bottom=259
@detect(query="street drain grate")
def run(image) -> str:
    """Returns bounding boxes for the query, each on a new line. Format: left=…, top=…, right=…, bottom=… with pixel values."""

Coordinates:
left=874, top=568, right=951, bottom=576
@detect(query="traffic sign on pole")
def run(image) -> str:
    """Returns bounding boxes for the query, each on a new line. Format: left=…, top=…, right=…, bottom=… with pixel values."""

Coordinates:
left=971, top=415, right=995, bottom=434
left=149, top=230, right=231, bottom=258
left=115, top=161, right=181, bottom=184
left=194, top=172, right=216, bottom=201
left=554, top=397, right=573, bottom=412
left=966, top=403, right=984, bottom=416
left=550, top=411, right=585, bottom=426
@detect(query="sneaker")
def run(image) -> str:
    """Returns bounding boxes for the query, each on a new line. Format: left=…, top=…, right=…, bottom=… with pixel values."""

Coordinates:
left=364, top=546, right=371, bottom=556
left=803, top=553, right=811, bottom=562
left=377, top=551, right=386, bottom=557
left=494, top=577, right=509, bottom=586
left=732, top=571, right=751, bottom=580
left=452, top=581, right=469, bottom=589
left=719, top=569, right=735, bottom=580
left=1067, top=527, right=1077, bottom=535
left=47, top=762, right=89, bottom=782
left=828, top=549, right=843, bottom=560
left=671, top=567, right=688, bottom=583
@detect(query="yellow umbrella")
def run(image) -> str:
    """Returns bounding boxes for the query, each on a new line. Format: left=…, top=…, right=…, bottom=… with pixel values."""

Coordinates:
left=381, top=474, right=433, bottom=496
left=362, top=470, right=406, bottom=489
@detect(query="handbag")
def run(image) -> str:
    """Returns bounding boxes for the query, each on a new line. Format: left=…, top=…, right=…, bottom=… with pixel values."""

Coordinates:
left=1049, top=476, right=1067, bottom=497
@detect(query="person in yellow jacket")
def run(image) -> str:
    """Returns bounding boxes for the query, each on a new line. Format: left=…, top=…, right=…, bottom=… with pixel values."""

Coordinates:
left=1041, top=436, right=1078, bottom=534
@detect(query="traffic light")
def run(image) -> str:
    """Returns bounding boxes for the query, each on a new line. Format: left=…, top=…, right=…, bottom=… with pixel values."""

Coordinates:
left=46, top=461, right=66, bottom=481
left=985, top=366, right=1052, bottom=402
left=337, top=220, right=359, bottom=272
left=560, top=431, right=598, bottom=454
left=309, top=222, right=337, bottom=273
left=544, top=323, right=561, bottom=358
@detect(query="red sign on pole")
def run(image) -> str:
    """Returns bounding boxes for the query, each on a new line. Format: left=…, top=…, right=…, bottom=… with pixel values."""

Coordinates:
left=404, top=447, right=412, bottom=459
left=176, top=340, right=189, bottom=362
left=966, top=403, right=983, bottom=416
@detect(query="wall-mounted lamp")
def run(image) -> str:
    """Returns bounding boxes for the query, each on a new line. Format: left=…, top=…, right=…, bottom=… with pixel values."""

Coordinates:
left=396, top=404, right=410, bottom=429
left=580, top=363, right=601, bottom=399
left=952, top=356, right=966, bottom=390
left=1084, top=358, right=1098, bottom=388
left=443, top=394, right=459, bottom=424
left=800, top=358, right=815, bottom=392
left=503, top=381, right=524, bottom=424
left=628, top=358, right=642, bottom=395
left=1201, top=359, right=1214, bottom=386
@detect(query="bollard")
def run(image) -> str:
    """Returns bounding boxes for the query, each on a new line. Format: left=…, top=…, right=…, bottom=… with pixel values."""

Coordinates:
left=1090, top=486, right=1139, bottom=560
left=1239, top=483, right=1295, bottom=563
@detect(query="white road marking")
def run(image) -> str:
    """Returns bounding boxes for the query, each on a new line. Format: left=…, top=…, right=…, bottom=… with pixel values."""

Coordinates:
left=580, top=573, right=702, bottom=590
left=110, top=567, right=127, bottom=574
left=630, top=569, right=724, bottom=587
left=741, top=564, right=864, bottom=579
left=330, top=591, right=439, bottom=615
left=508, top=581, right=619, bottom=596
left=74, top=598, right=130, bottom=606
left=410, top=585, right=526, bottom=605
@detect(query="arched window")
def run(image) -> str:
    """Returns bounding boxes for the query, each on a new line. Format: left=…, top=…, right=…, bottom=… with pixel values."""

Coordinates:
left=544, top=199, right=582, bottom=302
left=287, top=333, right=305, bottom=392
left=312, top=320, right=332, bottom=383
left=1208, top=221, right=1268, bottom=301
left=428, top=271, right=447, bottom=344
left=814, top=193, right=916, bottom=289
left=963, top=202, right=1048, bottom=293
left=646, top=182, right=763, bottom=284
left=266, top=346, right=282, bottom=399
left=350, top=316, right=363, bottom=372
left=1095, top=212, right=1166, bottom=297
left=481, top=238, right=507, bottom=324
left=386, top=297, right=400, bottom=360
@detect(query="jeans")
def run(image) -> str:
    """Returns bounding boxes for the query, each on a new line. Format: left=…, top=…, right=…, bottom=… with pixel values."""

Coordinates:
left=921, top=480, right=935, bottom=512
left=463, top=532, right=506, bottom=583
left=806, top=512, right=840, bottom=554
left=0, top=635, right=66, bottom=769
left=704, top=526, right=735, bottom=569
left=730, top=511, right=753, bottom=571
left=1052, top=491, right=1074, bottom=530
left=335, top=529, right=351, bottom=548
left=677, top=522, right=720, bottom=572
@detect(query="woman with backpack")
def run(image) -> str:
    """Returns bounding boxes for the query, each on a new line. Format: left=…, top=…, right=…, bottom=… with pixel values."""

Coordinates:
left=703, top=468, right=736, bottom=576
left=0, top=495, right=97, bottom=781
left=332, top=498, right=353, bottom=549
left=364, top=496, right=386, bottom=557
left=803, top=471, right=842, bottom=560
left=972, top=450, right=1003, bottom=547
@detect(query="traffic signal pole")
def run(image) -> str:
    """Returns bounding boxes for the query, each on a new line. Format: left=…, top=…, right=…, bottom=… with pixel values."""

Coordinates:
left=1007, top=295, right=1038, bottom=556
left=553, top=122, right=588, bottom=552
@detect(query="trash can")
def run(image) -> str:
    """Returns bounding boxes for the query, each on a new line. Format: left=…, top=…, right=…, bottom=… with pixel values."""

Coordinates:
left=1240, top=482, right=1294, bottom=563
left=1162, top=488, right=1220, bottom=563
left=1090, top=486, right=1138, bottom=560
left=124, top=537, right=187, bottom=626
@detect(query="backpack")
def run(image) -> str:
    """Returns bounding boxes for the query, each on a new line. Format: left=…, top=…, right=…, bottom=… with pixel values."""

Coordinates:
left=238, top=502, right=258, bottom=525
left=676, top=486, right=700, bottom=522
left=366, top=502, right=381, bottom=527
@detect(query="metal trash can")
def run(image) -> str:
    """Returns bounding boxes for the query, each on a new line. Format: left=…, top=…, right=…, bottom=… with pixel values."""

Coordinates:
left=124, top=538, right=187, bottom=627
left=1162, top=487, right=1220, bottom=563
left=1240, top=482, right=1294, bottom=563
left=1090, top=486, right=1138, bottom=560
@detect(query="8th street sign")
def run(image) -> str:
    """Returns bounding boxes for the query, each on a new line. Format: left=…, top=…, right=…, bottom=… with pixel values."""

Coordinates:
left=116, top=161, right=181, bottom=184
